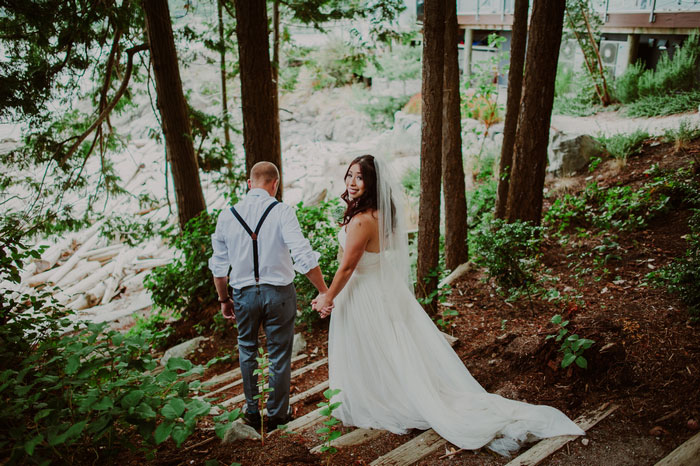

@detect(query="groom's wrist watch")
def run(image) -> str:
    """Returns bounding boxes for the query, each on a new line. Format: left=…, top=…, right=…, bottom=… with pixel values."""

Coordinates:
left=218, top=296, right=232, bottom=303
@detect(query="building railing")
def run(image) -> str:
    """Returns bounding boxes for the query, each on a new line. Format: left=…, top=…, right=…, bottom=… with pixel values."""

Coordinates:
left=456, top=0, right=700, bottom=17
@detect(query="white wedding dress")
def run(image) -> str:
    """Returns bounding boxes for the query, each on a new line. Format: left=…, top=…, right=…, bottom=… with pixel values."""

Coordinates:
left=328, top=227, right=584, bottom=455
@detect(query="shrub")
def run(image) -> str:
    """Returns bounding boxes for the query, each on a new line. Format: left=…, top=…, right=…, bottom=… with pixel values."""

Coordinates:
left=0, top=236, right=240, bottom=463
left=99, top=214, right=161, bottom=247
left=472, top=219, right=543, bottom=294
left=650, top=210, right=700, bottom=322
left=355, top=93, right=412, bottom=129
left=306, top=38, right=372, bottom=90
left=145, top=210, right=218, bottom=314
left=294, top=199, right=342, bottom=328
left=401, top=166, right=420, bottom=199
left=596, top=129, right=649, bottom=160
left=638, top=32, right=700, bottom=98
left=466, top=179, right=497, bottom=230
left=552, top=69, right=600, bottom=117
left=614, top=60, right=645, bottom=103
left=626, top=89, right=700, bottom=117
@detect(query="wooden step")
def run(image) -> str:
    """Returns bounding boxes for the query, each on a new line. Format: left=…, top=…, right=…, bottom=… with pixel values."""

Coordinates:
left=504, top=402, right=619, bottom=466
left=289, top=380, right=329, bottom=406
left=203, top=353, right=308, bottom=389
left=654, top=431, right=700, bottom=466
left=311, top=428, right=384, bottom=454
left=370, top=429, right=446, bottom=466
left=286, top=406, right=325, bottom=432
left=218, top=359, right=328, bottom=409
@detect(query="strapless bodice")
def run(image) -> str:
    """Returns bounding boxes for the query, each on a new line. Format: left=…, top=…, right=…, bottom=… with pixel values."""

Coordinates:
left=338, top=228, right=380, bottom=272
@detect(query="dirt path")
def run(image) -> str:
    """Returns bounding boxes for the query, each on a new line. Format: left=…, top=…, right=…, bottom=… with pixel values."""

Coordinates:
left=551, top=110, right=700, bottom=137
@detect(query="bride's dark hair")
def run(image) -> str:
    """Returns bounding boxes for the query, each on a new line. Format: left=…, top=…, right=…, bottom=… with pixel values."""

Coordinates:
left=341, top=155, right=377, bottom=226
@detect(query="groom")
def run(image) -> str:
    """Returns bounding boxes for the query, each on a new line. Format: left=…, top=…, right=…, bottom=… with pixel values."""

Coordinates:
left=209, top=161, right=329, bottom=431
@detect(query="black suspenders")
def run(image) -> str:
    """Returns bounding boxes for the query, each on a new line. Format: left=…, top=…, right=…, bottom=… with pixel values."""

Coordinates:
left=230, top=201, right=279, bottom=283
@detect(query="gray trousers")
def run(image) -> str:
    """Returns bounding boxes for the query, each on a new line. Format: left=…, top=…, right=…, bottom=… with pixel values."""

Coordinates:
left=232, top=283, right=296, bottom=418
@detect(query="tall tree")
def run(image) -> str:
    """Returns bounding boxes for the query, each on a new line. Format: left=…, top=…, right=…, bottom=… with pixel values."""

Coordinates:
left=217, top=0, right=231, bottom=146
left=441, top=0, right=468, bottom=270
left=143, top=0, right=207, bottom=229
left=495, top=0, right=528, bottom=219
left=233, top=0, right=283, bottom=200
left=505, top=0, right=566, bottom=224
left=416, top=0, right=445, bottom=315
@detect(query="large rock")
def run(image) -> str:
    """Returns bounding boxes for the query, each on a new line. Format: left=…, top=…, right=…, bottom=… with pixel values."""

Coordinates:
left=292, top=333, right=307, bottom=359
left=222, top=420, right=261, bottom=443
left=161, top=336, right=208, bottom=366
left=548, top=132, right=604, bottom=177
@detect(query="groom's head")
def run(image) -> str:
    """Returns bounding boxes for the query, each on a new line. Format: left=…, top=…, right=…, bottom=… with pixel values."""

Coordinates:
left=248, top=162, right=280, bottom=197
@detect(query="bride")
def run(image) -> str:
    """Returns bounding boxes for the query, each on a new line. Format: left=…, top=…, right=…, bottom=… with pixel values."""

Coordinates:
left=311, top=154, right=584, bottom=455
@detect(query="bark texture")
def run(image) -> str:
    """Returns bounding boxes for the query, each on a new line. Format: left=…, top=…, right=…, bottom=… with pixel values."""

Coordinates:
left=143, top=0, right=206, bottom=229
left=234, top=0, right=283, bottom=200
left=505, top=0, right=565, bottom=224
left=441, top=0, right=468, bottom=270
left=495, top=0, right=528, bottom=219
left=218, top=0, right=230, bottom=145
left=416, top=0, right=446, bottom=315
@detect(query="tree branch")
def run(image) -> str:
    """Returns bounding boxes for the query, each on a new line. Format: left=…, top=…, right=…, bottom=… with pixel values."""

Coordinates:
left=99, top=26, right=124, bottom=131
left=60, top=43, right=148, bottom=165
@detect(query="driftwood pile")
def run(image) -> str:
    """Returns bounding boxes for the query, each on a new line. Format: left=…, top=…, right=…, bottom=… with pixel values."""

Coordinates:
left=19, top=218, right=176, bottom=325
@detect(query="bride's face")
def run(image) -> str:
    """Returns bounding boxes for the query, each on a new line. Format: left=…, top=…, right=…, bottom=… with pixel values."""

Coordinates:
left=345, top=164, right=365, bottom=200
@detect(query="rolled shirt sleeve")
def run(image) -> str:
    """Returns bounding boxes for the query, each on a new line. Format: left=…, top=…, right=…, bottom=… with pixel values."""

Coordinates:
left=280, top=206, right=320, bottom=275
left=208, top=213, right=231, bottom=278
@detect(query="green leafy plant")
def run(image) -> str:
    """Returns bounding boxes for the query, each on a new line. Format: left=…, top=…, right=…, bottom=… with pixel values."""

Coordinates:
left=615, top=32, right=700, bottom=117
left=355, top=93, right=412, bottom=129
left=661, top=119, right=700, bottom=152
left=253, top=348, right=273, bottom=444
left=99, top=214, right=160, bottom=247
left=472, top=219, right=543, bottom=296
left=552, top=67, right=601, bottom=117
left=316, top=388, right=343, bottom=465
left=546, top=314, right=595, bottom=369
left=306, top=37, right=373, bottom=89
left=626, top=89, right=700, bottom=117
left=145, top=210, right=218, bottom=314
left=649, top=210, right=700, bottom=322
left=614, top=60, right=645, bottom=103
left=596, top=130, right=649, bottom=160
left=436, top=306, right=459, bottom=332
left=294, top=200, right=341, bottom=328
left=0, top=235, right=240, bottom=463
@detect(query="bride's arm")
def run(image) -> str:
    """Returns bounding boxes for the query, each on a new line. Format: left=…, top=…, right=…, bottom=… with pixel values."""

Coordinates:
left=315, top=215, right=372, bottom=314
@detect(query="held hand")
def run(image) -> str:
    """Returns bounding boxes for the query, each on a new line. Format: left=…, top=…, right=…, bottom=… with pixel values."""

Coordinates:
left=314, top=293, right=334, bottom=318
left=221, top=300, right=235, bottom=321
left=319, top=305, right=333, bottom=319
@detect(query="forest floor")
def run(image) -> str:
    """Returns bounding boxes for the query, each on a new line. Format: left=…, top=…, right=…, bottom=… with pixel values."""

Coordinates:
left=122, top=134, right=700, bottom=465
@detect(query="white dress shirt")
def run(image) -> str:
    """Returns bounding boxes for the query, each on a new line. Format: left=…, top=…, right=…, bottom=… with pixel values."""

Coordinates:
left=208, top=188, right=320, bottom=289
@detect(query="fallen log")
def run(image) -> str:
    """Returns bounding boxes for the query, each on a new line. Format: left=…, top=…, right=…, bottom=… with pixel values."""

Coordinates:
left=46, top=221, right=105, bottom=285
left=56, top=259, right=102, bottom=288
left=101, top=249, right=137, bottom=305
left=80, top=244, right=124, bottom=262
left=61, top=261, right=116, bottom=298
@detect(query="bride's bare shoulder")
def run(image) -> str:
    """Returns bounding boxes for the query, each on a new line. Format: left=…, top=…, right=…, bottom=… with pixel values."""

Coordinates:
left=348, top=210, right=378, bottom=228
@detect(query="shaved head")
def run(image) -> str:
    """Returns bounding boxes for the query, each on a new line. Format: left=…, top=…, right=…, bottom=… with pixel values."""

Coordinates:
left=250, top=162, right=279, bottom=184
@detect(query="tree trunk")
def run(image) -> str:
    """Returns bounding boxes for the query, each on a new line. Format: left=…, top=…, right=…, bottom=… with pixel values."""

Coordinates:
left=272, top=0, right=280, bottom=92
left=234, top=0, right=283, bottom=200
left=441, top=0, right=468, bottom=270
left=505, top=0, right=565, bottom=224
left=218, top=0, right=231, bottom=145
left=416, top=0, right=445, bottom=316
left=143, top=0, right=206, bottom=230
left=495, top=0, right=528, bottom=219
